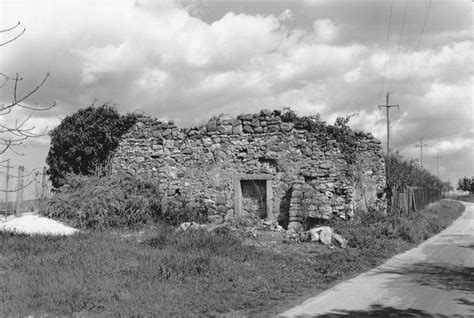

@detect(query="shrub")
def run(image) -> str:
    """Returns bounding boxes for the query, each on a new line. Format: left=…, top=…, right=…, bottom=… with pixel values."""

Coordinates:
left=334, top=200, right=465, bottom=251
left=40, top=173, right=206, bottom=230
left=46, top=104, right=137, bottom=188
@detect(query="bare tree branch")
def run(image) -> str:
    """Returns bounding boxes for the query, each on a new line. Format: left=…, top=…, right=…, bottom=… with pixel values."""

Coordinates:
left=0, top=27, right=26, bottom=47
left=0, top=22, right=55, bottom=155
left=0, top=21, right=21, bottom=33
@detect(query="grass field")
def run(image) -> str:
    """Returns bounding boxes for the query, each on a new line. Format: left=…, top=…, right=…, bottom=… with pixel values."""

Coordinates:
left=450, top=193, right=474, bottom=203
left=0, top=199, right=466, bottom=316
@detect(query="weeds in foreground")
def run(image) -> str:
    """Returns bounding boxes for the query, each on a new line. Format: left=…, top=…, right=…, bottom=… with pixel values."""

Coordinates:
left=40, top=173, right=207, bottom=229
left=334, top=200, right=465, bottom=248
left=1, top=200, right=465, bottom=316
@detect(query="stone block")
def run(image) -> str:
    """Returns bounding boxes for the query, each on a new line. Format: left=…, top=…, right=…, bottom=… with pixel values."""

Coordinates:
left=250, top=118, right=260, bottom=127
left=233, top=125, right=243, bottom=134
left=215, top=195, right=226, bottom=205
left=267, top=125, right=279, bottom=133
left=309, top=228, right=320, bottom=242
left=332, top=233, right=347, bottom=248
left=319, top=162, right=331, bottom=169
left=288, top=221, right=303, bottom=232
left=207, top=121, right=217, bottom=131
left=217, top=125, right=233, bottom=134
left=315, top=226, right=333, bottom=245
left=243, top=125, right=253, bottom=133
left=319, top=205, right=332, bottom=216
left=317, top=183, right=327, bottom=190
left=280, top=122, right=294, bottom=132
left=265, top=151, right=278, bottom=159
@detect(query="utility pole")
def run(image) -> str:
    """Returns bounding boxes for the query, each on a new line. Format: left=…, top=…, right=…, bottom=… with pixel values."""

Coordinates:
left=416, top=139, right=428, bottom=167
left=15, top=166, right=24, bottom=216
left=434, top=152, right=441, bottom=178
left=41, top=166, right=47, bottom=200
left=378, top=92, right=399, bottom=154
left=5, top=159, right=10, bottom=214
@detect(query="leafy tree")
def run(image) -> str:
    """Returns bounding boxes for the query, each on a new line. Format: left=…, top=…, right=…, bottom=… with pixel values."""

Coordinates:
left=385, top=152, right=443, bottom=191
left=46, top=104, right=136, bottom=188
left=441, top=180, right=453, bottom=195
left=457, top=176, right=473, bottom=194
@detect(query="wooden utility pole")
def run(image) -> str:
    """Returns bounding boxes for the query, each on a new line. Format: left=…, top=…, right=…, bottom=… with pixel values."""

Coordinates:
left=416, top=139, right=428, bottom=167
left=378, top=92, right=399, bottom=154
left=5, top=159, right=10, bottom=214
left=41, top=166, right=47, bottom=200
left=434, top=152, right=441, bottom=178
left=15, top=166, right=24, bottom=215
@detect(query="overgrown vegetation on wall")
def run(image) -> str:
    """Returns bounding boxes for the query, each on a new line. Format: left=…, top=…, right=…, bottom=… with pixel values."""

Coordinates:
left=280, top=109, right=365, bottom=164
left=46, top=104, right=136, bottom=188
left=40, top=173, right=205, bottom=229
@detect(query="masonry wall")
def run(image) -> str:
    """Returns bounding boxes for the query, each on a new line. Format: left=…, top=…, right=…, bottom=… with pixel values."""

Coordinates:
left=111, top=110, right=385, bottom=230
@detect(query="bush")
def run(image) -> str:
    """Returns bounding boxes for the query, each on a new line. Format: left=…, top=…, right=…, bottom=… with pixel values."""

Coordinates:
left=46, top=104, right=137, bottom=188
left=333, top=200, right=464, bottom=249
left=40, top=173, right=206, bottom=230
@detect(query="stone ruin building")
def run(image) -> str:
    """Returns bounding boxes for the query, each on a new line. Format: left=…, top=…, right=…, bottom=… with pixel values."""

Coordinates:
left=111, top=109, right=386, bottom=231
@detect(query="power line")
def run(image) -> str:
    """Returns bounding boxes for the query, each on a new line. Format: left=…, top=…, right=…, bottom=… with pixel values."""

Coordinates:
left=388, top=0, right=409, bottom=92
left=400, top=0, right=432, bottom=106
left=379, top=0, right=394, bottom=101
left=415, top=139, right=428, bottom=167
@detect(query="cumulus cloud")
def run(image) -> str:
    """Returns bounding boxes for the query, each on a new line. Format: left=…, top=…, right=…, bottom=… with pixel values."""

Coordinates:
left=1, top=0, right=472, bottom=183
left=313, top=19, right=338, bottom=43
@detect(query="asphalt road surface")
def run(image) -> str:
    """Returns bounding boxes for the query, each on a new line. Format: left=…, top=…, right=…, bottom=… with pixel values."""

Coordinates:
left=281, top=201, right=474, bottom=317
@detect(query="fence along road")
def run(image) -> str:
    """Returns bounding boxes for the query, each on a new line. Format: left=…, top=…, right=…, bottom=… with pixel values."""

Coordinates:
left=391, top=186, right=442, bottom=213
left=0, top=161, right=50, bottom=216
left=281, top=201, right=474, bottom=317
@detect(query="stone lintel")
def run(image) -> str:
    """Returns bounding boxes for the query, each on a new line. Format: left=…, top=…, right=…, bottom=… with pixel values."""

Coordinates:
left=235, top=173, right=273, bottom=180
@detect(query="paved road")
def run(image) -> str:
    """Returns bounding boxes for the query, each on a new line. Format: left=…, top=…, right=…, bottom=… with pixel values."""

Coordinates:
left=281, top=201, right=474, bottom=317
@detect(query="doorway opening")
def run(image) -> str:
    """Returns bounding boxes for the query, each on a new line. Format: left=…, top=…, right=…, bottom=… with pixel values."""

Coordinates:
left=241, top=180, right=267, bottom=219
left=234, top=174, right=273, bottom=220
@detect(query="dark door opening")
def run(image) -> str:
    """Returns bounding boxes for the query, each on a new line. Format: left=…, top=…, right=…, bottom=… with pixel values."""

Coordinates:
left=240, top=180, right=267, bottom=219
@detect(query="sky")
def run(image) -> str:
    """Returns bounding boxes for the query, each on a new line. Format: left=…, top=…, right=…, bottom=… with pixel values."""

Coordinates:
left=0, top=0, right=472, bottom=195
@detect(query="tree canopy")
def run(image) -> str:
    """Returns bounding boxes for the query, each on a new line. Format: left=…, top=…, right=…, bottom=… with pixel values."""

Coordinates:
left=386, top=152, right=444, bottom=190
left=457, top=176, right=473, bottom=194
left=46, top=104, right=136, bottom=188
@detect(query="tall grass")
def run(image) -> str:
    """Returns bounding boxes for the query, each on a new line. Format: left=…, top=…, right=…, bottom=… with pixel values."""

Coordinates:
left=0, top=226, right=354, bottom=316
left=40, top=173, right=206, bottom=229
left=334, top=200, right=465, bottom=252
left=2, top=200, right=465, bottom=316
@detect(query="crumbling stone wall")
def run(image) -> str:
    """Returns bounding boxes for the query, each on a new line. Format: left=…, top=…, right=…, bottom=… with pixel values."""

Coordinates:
left=111, top=110, right=385, bottom=230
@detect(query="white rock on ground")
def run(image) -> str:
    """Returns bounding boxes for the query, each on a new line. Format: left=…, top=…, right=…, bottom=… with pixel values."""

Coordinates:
left=310, top=226, right=333, bottom=245
left=0, top=213, right=78, bottom=236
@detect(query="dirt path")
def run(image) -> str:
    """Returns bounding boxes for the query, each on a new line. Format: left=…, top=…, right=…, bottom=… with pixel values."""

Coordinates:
left=281, top=201, right=474, bottom=317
